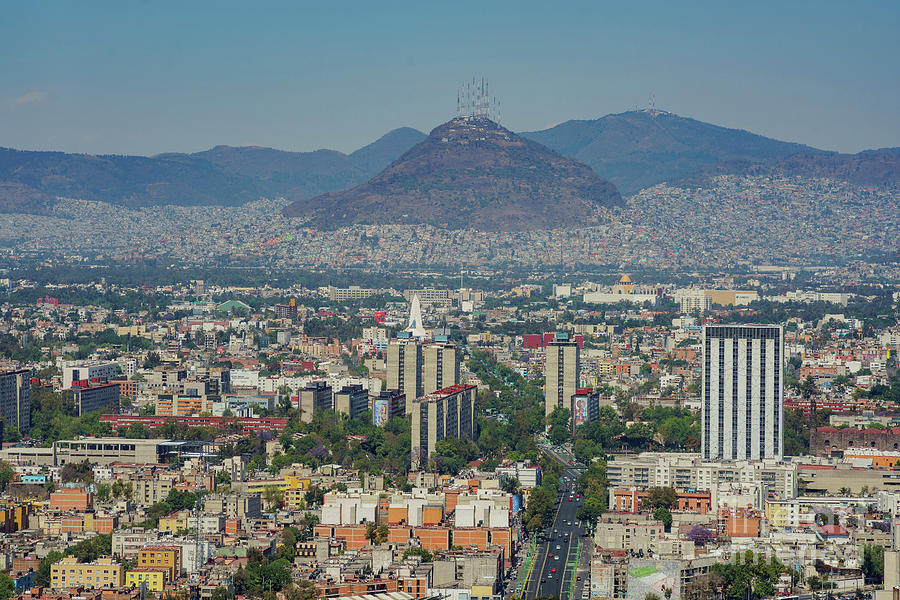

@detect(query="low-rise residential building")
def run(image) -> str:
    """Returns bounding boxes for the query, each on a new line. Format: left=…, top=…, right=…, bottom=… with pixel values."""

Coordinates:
left=51, top=557, right=124, bottom=590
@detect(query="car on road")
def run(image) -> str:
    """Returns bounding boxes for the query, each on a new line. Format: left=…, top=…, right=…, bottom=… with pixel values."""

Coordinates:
left=556, top=545, right=561, bottom=550
left=551, top=568, right=557, bottom=573
left=541, top=578, right=545, bottom=583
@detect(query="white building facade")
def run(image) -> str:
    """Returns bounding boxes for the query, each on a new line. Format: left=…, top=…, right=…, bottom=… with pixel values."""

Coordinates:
left=702, top=324, right=784, bottom=460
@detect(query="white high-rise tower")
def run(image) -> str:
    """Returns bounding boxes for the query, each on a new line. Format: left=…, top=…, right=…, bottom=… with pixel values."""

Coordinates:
left=702, top=324, right=784, bottom=460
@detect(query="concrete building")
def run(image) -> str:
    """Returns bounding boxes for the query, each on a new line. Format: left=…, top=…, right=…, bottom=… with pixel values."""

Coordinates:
left=298, top=381, right=332, bottom=423
left=51, top=557, right=124, bottom=590
left=582, top=275, right=658, bottom=306
left=0, top=369, right=30, bottom=434
left=61, top=361, right=120, bottom=389
left=273, top=302, right=297, bottom=320
left=605, top=452, right=797, bottom=499
left=424, top=343, right=460, bottom=395
left=373, top=390, right=406, bottom=426
left=571, top=387, right=602, bottom=433
left=702, top=324, right=784, bottom=460
left=674, top=289, right=712, bottom=314
left=403, top=288, right=453, bottom=306
left=326, top=285, right=378, bottom=301
left=55, top=437, right=167, bottom=466
left=334, top=384, right=369, bottom=420
left=112, top=529, right=159, bottom=558
left=411, top=384, right=477, bottom=470
left=155, top=391, right=219, bottom=417
left=64, top=382, right=120, bottom=415
left=138, top=546, right=183, bottom=579
left=545, top=335, right=580, bottom=421
left=387, top=339, right=423, bottom=414
left=130, top=473, right=178, bottom=506
left=495, top=461, right=542, bottom=488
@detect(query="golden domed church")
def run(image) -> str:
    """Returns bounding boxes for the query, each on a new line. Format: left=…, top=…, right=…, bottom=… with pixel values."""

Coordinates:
left=611, top=274, right=634, bottom=295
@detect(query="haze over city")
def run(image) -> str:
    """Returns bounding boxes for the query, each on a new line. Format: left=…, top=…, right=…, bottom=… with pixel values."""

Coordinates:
left=3, top=1, right=900, bottom=155
left=0, top=6, right=898, bottom=600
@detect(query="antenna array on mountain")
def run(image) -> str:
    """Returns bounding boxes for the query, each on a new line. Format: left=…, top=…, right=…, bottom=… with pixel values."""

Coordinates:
left=648, top=92, right=660, bottom=117
left=456, top=77, right=500, bottom=122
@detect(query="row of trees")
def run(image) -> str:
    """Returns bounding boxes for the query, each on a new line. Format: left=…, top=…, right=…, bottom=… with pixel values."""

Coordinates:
left=522, top=458, right=563, bottom=534
left=570, top=404, right=700, bottom=463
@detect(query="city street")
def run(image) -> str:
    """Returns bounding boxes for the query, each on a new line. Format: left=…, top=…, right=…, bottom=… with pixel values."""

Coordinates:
left=523, top=465, right=590, bottom=600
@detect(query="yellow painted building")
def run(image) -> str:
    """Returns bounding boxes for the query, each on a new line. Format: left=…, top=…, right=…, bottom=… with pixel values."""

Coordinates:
left=137, top=546, right=182, bottom=580
left=472, top=583, right=498, bottom=600
left=283, top=475, right=311, bottom=509
left=127, top=567, right=169, bottom=592
left=246, top=475, right=310, bottom=495
left=0, top=501, right=31, bottom=533
left=51, top=557, right=124, bottom=590
left=117, top=324, right=148, bottom=337
left=158, top=511, right=190, bottom=534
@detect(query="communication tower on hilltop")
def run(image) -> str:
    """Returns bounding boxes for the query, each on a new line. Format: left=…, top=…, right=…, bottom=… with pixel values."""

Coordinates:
left=648, top=92, right=660, bottom=117
left=456, top=77, right=500, bottom=122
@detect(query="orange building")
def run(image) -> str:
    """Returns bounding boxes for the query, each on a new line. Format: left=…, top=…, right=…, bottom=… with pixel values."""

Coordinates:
left=317, top=578, right=398, bottom=598
left=111, top=379, right=136, bottom=399
left=50, top=488, right=93, bottom=511
left=387, top=505, right=408, bottom=525
left=718, top=507, right=761, bottom=538
left=398, top=572, right=430, bottom=598
left=387, top=526, right=412, bottom=546
left=413, top=527, right=450, bottom=551
left=62, top=517, right=84, bottom=534
left=612, top=489, right=711, bottom=514
left=452, top=528, right=489, bottom=550
left=225, top=518, right=241, bottom=535
left=137, top=545, right=182, bottom=579
left=91, top=516, right=118, bottom=534
left=422, top=506, right=443, bottom=526
left=155, top=395, right=211, bottom=417
left=328, top=526, right=367, bottom=551
left=490, top=528, right=513, bottom=558
left=676, top=491, right=712, bottom=514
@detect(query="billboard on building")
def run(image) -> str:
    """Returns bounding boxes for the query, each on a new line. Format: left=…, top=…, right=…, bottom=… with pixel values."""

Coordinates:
left=573, top=396, right=588, bottom=427
left=374, top=312, right=386, bottom=323
left=373, top=397, right=390, bottom=426
left=627, top=560, right=681, bottom=600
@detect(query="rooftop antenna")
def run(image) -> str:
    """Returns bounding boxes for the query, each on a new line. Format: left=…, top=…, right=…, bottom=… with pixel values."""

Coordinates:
left=649, top=92, right=657, bottom=116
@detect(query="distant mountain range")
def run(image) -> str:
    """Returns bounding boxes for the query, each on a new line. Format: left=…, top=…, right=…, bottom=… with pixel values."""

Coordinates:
left=0, top=110, right=897, bottom=217
left=677, top=146, right=900, bottom=188
left=520, top=110, right=819, bottom=194
left=0, top=127, right=426, bottom=214
left=282, top=116, right=622, bottom=231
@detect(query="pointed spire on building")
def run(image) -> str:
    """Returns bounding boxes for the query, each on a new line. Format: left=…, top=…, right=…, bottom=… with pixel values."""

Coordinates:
left=405, top=295, right=427, bottom=339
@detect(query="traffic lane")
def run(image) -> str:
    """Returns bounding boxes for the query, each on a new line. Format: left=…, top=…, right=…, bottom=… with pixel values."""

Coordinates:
left=526, top=475, right=573, bottom=599
left=526, top=467, right=583, bottom=599
left=531, top=490, right=571, bottom=597
left=536, top=482, right=584, bottom=599
left=535, top=500, right=574, bottom=597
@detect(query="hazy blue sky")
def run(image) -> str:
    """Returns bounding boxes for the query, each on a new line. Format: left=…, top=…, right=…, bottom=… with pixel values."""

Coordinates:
left=2, top=1, right=898, bottom=155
